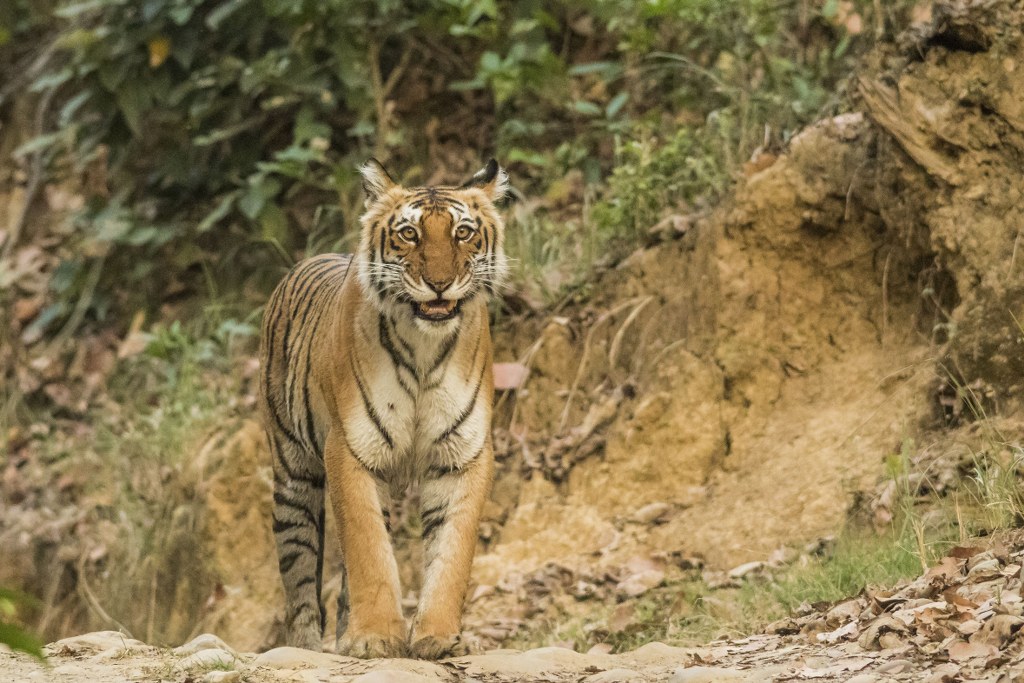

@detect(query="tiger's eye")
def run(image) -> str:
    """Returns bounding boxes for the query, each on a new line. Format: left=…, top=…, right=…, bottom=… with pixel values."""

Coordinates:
left=455, top=225, right=475, bottom=241
left=399, top=226, right=418, bottom=242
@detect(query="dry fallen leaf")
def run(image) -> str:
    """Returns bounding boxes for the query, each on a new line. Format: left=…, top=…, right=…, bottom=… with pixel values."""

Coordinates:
left=492, top=362, right=529, bottom=390
left=947, top=639, right=998, bottom=662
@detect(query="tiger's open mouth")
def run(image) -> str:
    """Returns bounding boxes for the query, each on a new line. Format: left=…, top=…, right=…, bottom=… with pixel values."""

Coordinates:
left=413, top=298, right=461, bottom=322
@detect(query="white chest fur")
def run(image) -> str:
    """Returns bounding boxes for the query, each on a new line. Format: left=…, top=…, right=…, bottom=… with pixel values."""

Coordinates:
left=343, top=302, right=489, bottom=481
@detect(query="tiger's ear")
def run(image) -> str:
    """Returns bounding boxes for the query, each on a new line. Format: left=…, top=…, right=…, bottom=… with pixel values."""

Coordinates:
left=359, top=158, right=397, bottom=205
left=460, top=158, right=509, bottom=203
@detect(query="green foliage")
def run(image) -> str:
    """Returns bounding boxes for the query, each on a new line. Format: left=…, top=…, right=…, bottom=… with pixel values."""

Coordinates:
left=590, top=127, right=725, bottom=247
left=8, top=0, right=899, bottom=335
left=0, top=588, right=46, bottom=661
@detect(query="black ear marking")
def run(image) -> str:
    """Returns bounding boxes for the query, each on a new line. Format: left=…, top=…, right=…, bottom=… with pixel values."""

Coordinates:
left=460, top=158, right=499, bottom=188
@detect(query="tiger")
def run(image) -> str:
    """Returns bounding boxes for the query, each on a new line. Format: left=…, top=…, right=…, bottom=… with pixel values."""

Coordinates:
left=258, top=158, right=509, bottom=660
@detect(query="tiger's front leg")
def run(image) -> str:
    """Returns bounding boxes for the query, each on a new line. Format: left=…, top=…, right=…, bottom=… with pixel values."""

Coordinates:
left=411, top=443, right=495, bottom=659
left=323, top=428, right=406, bottom=658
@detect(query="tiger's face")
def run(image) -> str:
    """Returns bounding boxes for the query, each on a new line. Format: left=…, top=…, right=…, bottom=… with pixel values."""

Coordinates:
left=356, top=159, right=509, bottom=330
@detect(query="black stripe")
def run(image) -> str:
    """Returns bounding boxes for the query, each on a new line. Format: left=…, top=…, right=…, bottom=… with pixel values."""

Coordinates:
left=389, top=315, right=417, bottom=361
left=295, top=575, right=316, bottom=589
left=264, top=298, right=305, bottom=449
left=272, top=516, right=307, bottom=534
left=422, top=508, right=447, bottom=540
left=378, top=313, right=416, bottom=376
left=434, top=365, right=486, bottom=444
left=279, top=551, right=301, bottom=574
left=283, top=537, right=319, bottom=554
left=335, top=420, right=383, bottom=476
left=428, top=329, right=460, bottom=375
left=426, top=463, right=456, bottom=477
left=283, top=261, right=342, bottom=407
left=316, top=506, right=326, bottom=633
left=350, top=352, right=395, bottom=449
left=273, top=491, right=319, bottom=527
left=427, top=443, right=485, bottom=478
left=291, top=259, right=339, bottom=306
left=377, top=316, right=416, bottom=398
left=273, top=444, right=324, bottom=487
left=293, top=277, right=339, bottom=450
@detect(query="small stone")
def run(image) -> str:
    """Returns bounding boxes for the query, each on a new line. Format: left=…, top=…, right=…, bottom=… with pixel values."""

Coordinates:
left=626, top=642, right=704, bottom=665
left=876, top=659, right=913, bottom=674
left=253, top=647, right=349, bottom=670
left=204, top=672, right=241, bottom=683
left=51, top=631, right=148, bottom=655
left=670, top=666, right=747, bottom=683
left=825, top=599, right=862, bottom=626
left=351, top=672, right=437, bottom=683
left=175, top=633, right=237, bottom=656
left=629, top=502, right=671, bottom=524
left=728, top=561, right=766, bottom=579
left=175, top=648, right=237, bottom=670
left=615, top=569, right=665, bottom=598
left=584, top=668, right=642, bottom=683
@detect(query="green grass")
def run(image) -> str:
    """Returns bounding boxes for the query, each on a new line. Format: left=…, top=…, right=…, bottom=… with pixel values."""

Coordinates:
left=508, top=523, right=955, bottom=654
left=7, top=306, right=259, bottom=645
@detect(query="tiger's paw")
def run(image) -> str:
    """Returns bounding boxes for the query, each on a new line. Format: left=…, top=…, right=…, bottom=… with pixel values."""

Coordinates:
left=408, top=632, right=467, bottom=660
left=337, top=630, right=407, bottom=659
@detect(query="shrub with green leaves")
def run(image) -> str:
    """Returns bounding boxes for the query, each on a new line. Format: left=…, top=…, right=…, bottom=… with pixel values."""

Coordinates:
left=0, top=588, right=45, bottom=661
left=2, top=0, right=899, bottom=336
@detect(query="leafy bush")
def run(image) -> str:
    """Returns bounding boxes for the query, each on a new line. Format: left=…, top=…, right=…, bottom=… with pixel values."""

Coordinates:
left=0, top=588, right=45, bottom=660
left=3, top=0, right=901, bottom=335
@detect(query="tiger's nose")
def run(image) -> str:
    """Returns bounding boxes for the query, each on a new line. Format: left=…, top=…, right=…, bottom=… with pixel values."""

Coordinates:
left=424, top=277, right=454, bottom=296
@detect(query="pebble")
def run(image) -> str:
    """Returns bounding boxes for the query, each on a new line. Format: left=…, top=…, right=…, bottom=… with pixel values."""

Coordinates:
left=728, top=561, right=766, bottom=579
left=670, top=666, right=748, bottom=683
left=253, top=646, right=350, bottom=670
left=458, top=648, right=584, bottom=678
left=583, top=668, right=643, bottom=683
left=175, top=647, right=237, bottom=670
left=876, top=658, right=913, bottom=674
left=351, top=671, right=438, bottom=683
left=624, top=641, right=700, bottom=665
left=175, top=633, right=237, bottom=656
left=204, top=671, right=241, bottom=683
left=629, top=502, right=671, bottom=524
left=51, top=631, right=149, bottom=655
left=615, top=569, right=666, bottom=598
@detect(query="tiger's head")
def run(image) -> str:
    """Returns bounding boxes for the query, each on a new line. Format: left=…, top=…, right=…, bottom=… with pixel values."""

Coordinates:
left=356, top=159, right=509, bottom=330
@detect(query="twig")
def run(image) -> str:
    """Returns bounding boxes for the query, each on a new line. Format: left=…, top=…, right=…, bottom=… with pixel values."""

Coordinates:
left=881, top=249, right=892, bottom=342
left=558, top=298, right=642, bottom=432
left=3, top=87, right=56, bottom=261
left=44, top=254, right=104, bottom=356
left=607, top=296, right=654, bottom=373
left=501, top=326, right=553, bottom=432
left=76, top=555, right=135, bottom=638
left=368, top=39, right=415, bottom=160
